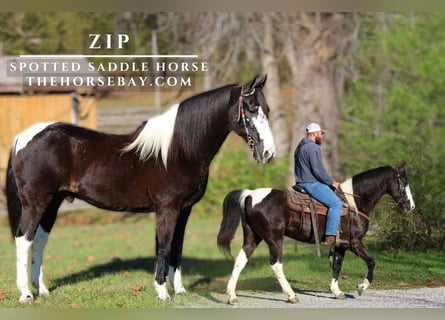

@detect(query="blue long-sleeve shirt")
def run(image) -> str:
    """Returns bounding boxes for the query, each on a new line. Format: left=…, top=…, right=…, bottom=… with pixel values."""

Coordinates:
left=294, top=137, right=334, bottom=186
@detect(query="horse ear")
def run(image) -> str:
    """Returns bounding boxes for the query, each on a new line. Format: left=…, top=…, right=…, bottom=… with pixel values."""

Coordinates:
left=394, top=161, right=406, bottom=172
left=246, top=75, right=259, bottom=91
left=256, top=74, right=267, bottom=89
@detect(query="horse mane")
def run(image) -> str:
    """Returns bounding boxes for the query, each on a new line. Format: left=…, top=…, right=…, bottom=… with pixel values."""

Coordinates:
left=169, top=84, right=239, bottom=160
left=121, top=104, right=179, bottom=168
left=353, top=165, right=392, bottom=185
left=352, top=165, right=392, bottom=212
left=121, top=84, right=240, bottom=168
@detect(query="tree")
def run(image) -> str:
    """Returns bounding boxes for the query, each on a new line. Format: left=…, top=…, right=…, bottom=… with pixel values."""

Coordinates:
left=283, top=13, right=360, bottom=178
left=342, top=13, right=445, bottom=250
left=247, top=12, right=289, bottom=156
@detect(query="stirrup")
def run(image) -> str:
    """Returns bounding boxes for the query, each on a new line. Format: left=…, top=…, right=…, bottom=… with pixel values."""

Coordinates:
left=335, top=231, right=349, bottom=247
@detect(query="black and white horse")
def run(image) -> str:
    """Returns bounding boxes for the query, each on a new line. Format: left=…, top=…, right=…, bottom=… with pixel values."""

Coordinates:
left=217, top=162, right=415, bottom=304
left=6, top=75, right=276, bottom=303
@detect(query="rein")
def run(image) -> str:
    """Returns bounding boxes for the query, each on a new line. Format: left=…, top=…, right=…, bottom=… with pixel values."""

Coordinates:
left=337, top=187, right=370, bottom=222
left=238, top=86, right=257, bottom=153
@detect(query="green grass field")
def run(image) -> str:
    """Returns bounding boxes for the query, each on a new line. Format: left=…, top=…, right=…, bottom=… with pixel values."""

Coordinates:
left=0, top=210, right=444, bottom=308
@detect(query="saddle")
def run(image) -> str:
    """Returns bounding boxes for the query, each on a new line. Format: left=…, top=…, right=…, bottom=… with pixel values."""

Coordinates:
left=286, top=185, right=350, bottom=217
left=286, top=185, right=352, bottom=256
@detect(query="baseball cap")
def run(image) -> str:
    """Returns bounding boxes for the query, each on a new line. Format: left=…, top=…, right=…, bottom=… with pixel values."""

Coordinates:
left=306, top=123, right=327, bottom=134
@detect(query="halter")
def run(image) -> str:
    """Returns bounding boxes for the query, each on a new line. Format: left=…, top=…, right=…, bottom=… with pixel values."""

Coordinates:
left=238, top=86, right=257, bottom=153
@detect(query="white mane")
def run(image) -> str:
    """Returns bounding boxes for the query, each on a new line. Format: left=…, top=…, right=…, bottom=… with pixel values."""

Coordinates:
left=122, top=104, right=179, bottom=168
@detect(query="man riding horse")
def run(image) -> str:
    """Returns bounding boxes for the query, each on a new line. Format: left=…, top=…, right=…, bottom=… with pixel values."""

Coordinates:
left=293, top=123, right=341, bottom=246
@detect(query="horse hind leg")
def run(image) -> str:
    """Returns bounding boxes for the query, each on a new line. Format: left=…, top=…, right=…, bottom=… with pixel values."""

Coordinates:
left=270, top=262, right=298, bottom=303
left=267, top=240, right=298, bottom=303
left=226, top=248, right=248, bottom=305
left=16, top=223, right=50, bottom=303
left=13, top=202, right=46, bottom=303
left=30, top=195, right=62, bottom=298
left=31, top=225, right=50, bottom=297
left=6, top=158, right=33, bottom=302
left=15, top=234, right=34, bottom=303
left=226, top=226, right=262, bottom=305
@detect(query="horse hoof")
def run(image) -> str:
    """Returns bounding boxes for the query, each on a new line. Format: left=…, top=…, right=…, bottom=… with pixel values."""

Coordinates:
left=39, top=288, right=50, bottom=297
left=357, top=285, right=365, bottom=296
left=228, top=298, right=239, bottom=305
left=19, top=294, right=34, bottom=304
left=288, top=296, right=299, bottom=303
left=156, top=292, right=171, bottom=302
left=335, top=292, right=347, bottom=300
left=156, top=295, right=171, bottom=302
left=175, top=287, right=187, bottom=295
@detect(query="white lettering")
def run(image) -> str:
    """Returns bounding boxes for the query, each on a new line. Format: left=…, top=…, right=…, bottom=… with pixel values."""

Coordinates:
left=88, top=34, right=101, bottom=49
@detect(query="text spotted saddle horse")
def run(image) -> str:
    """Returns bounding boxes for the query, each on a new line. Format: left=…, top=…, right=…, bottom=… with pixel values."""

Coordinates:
left=286, top=184, right=365, bottom=257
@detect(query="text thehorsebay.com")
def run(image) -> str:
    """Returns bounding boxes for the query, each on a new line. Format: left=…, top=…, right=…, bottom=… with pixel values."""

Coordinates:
left=8, top=59, right=209, bottom=89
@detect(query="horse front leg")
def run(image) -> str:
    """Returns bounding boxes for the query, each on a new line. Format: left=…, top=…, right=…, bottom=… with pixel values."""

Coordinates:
left=330, top=246, right=347, bottom=300
left=168, top=207, right=191, bottom=295
left=154, top=208, right=178, bottom=301
left=351, top=239, right=375, bottom=296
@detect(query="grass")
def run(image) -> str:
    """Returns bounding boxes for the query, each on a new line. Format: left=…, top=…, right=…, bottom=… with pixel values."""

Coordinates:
left=0, top=210, right=444, bottom=308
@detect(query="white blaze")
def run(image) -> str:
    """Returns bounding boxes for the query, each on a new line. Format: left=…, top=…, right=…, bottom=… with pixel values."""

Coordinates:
left=251, top=108, right=276, bottom=160
left=405, top=184, right=416, bottom=210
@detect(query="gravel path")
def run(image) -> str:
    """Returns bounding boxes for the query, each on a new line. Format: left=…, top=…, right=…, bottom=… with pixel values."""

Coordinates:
left=177, top=287, right=445, bottom=308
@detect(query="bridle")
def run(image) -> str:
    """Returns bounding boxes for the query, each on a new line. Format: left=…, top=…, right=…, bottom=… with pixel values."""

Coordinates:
left=238, top=86, right=258, bottom=153
left=394, top=169, right=409, bottom=206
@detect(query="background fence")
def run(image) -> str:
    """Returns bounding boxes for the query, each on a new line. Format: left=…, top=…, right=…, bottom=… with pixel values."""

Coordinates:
left=0, top=93, right=97, bottom=212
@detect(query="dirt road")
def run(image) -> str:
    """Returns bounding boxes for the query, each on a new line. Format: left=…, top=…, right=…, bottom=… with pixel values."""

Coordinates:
left=176, top=286, right=445, bottom=308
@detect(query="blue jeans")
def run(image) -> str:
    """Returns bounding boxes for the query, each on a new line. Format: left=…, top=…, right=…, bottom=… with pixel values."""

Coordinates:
left=299, top=182, right=342, bottom=236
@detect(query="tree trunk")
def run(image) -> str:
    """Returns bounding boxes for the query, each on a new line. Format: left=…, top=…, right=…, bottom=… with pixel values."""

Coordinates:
left=260, top=13, right=289, bottom=157
left=288, top=13, right=360, bottom=179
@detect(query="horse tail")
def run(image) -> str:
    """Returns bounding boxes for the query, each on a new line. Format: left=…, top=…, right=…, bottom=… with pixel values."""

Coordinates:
left=217, top=189, right=252, bottom=259
left=6, top=150, right=21, bottom=239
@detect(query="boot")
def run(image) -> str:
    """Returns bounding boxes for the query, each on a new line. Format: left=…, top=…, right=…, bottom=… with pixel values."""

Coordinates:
left=324, top=235, right=335, bottom=245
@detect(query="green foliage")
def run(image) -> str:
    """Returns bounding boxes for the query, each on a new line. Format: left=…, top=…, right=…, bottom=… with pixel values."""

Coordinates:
left=341, top=13, right=445, bottom=250
left=0, top=13, right=116, bottom=54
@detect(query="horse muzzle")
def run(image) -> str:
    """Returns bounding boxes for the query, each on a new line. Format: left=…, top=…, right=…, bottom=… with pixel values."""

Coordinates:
left=253, top=145, right=276, bottom=164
